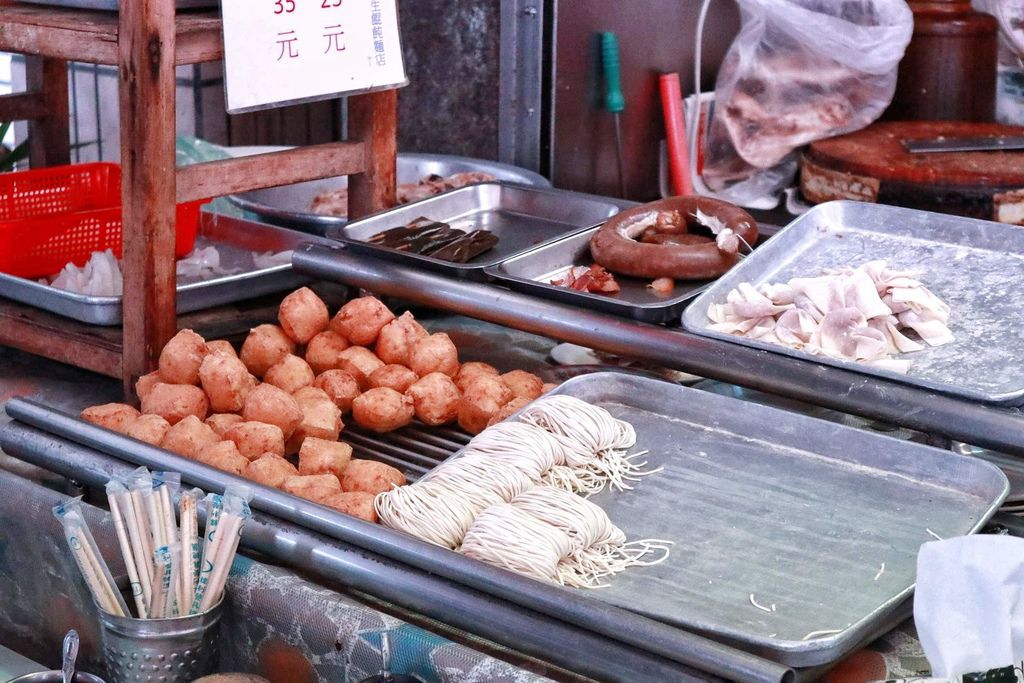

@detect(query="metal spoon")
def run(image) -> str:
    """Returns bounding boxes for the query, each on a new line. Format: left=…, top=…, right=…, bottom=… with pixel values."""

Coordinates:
left=61, top=630, right=78, bottom=683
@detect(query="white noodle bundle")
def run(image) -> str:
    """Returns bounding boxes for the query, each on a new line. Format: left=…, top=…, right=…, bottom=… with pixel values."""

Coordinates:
left=519, top=396, right=657, bottom=494
left=458, top=422, right=565, bottom=480
left=511, top=486, right=672, bottom=588
left=422, top=454, right=534, bottom=504
left=375, top=480, right=480, bottom=549
left=460, top=503, right=573, bottom=583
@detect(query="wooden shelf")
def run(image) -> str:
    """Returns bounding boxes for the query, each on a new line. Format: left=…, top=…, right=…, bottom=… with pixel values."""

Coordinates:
left=0, top=4, right=222, bottom=65
left=0, top=0, right=398, bottom=394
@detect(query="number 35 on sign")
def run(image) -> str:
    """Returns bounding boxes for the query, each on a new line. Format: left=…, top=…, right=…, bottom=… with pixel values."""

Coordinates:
left=221, top=0, right=407, bottom=113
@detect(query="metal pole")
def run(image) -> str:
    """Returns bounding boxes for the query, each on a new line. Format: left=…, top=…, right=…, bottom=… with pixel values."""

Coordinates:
left=292, top=244, right=1024, bottom=457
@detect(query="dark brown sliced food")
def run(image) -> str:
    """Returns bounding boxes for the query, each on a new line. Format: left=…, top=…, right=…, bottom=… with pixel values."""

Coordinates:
left=426, top=230, right=499, bottom=263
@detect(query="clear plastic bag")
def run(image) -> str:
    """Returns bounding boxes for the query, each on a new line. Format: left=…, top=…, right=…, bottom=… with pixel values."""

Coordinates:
left=697, top=0, right=913, bottom=205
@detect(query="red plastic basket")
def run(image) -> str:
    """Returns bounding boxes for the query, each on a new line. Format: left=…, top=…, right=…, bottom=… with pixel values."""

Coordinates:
left=0, top=162, right=204, bottom=279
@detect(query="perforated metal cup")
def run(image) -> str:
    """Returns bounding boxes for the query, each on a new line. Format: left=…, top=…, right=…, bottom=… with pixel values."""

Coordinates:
left=96, top=601, right=222, bottom=683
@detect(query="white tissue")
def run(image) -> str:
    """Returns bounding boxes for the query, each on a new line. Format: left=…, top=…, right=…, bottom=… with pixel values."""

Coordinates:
left=915, top=536, right=1024, bottom=678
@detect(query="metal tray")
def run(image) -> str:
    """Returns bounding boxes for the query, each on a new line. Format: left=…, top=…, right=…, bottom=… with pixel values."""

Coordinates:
left=0, top=213, right=322, bottom=326
left=682, top=201, right=1024, bottom=405
left=484, top=223, right=781, bottom=324
left=524, top=373, right=1007, bottom=666
left=228, top=153, right=551, bottom=235
left=327, top=183, right=623, bottom=280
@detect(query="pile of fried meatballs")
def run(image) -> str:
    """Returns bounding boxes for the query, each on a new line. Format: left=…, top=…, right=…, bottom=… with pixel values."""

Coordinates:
left=79, top=288, right=555, bottom=524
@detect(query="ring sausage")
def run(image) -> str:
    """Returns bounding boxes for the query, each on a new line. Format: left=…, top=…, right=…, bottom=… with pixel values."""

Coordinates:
left=589, top=197, right=758, bottom=281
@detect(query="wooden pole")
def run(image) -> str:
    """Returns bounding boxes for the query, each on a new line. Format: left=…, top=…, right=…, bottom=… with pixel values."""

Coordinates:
left=119, top=0, right=178, bottom=394
left=25, top=56, right=70, bottom=167
left=347, top=89, right=397, bottom=220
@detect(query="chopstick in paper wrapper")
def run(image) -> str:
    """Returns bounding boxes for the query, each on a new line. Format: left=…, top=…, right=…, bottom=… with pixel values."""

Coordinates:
left=192, top=484, right=252, bottom=614
left=152, top=472, right=181, bottom=610
left=105, top=480, right=151, bottom=618
left=53, top=498, right=129, bottom=617
left=125, top=468, right=156, bottom=576
left=179, top=487, right=202, bottom=612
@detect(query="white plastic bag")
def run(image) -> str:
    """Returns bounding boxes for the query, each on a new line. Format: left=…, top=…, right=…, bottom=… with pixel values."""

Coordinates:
left=698, top=0, right=913, bottom=206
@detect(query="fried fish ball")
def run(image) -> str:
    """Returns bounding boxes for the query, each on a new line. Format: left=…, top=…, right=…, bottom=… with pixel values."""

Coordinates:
left=135, top=371, right=163, bottom=403
left=454, top=361, right=499, bottom=393
left=501, top=369, right=544, bottom=401
left=322, top=491, right=377, bottom=522
left=298, top=437, right=353, bottom=479
left=337, top=346, right=385, bottom=389
left=292, top=386, right=331, bottom=404
left=368, top=364, right=418, bottom=393
left=375, top=311, right=428, bottom=365
left=486, top=397, right=532, bottom=428
left=141, top=383, right=210, bottom=424
left=206, top=413, right=244, bottom=437
left=243, top=454, right=299, bottom=489
left=351, top=387, right=414, bottom=433
left=305, top=330, right=351, bottom=375
left=341, top=459, right=406, bottom=495
left=224, top=421, right=286, bottom=460
left=242, top=383, right=303, bottom=439
left=313, top=370, right=361, bottom=413
left=457, top=375, right=513, bottom=435
left=330, top=296, right=395, bottom=346
left=199, top=353, right=256, bottom=413
left=283, top=474, right=342, bottom=503
left=408, top=333, right=459, bottom=377
left=206, top=340, right=238, bottom=358
left=264, top=354, right=315, bottom=394
left=81, top=403, right=140, bottom=433
left=405, top=373, right=460, bottom=426
left=160, top=415, right=219, bottom=458
left=158, top=329, right=208, bottom=385
left=286, top=395, right=343, bottom=454
left=195, top=441, right=249, bottom=476
left=125, top=414, right=172, bottom=446
left=240, top=324, right=296, bottom=378
left=279, top=287, right=329, bottom=344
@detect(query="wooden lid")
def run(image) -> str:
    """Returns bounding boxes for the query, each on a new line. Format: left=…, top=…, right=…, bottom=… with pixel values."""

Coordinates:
left=805, top=121, right=1024, bottom=189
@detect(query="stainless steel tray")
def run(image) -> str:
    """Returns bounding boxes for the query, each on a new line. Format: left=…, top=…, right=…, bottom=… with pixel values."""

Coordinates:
left=0, top=213, right=322, bottom=326
left=527, top=373, right=1007, bottom=667
left=327, top=183, right=623, bottom=280
left=228, top=153, right=551, bottom=235
left=682, top=201, right=1024, bottom=406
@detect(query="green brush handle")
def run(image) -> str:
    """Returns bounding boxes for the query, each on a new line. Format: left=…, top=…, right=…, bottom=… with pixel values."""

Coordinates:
left=600, top=32, right=625, bottom=114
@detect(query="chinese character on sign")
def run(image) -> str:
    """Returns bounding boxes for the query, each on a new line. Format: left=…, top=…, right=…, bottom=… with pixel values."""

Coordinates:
left=276, top=30, right=299, bottom=60
left=323, top=24, right=346, bottom=53
left=371, top=0, right=386, bottom=66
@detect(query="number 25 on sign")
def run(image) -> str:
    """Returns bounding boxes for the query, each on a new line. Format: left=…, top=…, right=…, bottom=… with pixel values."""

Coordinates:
left=221, top=0, right=407, bottom=113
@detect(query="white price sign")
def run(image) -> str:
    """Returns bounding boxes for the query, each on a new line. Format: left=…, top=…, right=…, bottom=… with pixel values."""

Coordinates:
left=221, top=0, right=407, bottom=113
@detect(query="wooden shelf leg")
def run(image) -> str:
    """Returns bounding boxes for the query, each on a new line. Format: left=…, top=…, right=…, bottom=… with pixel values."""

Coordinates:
left=25, top=56, right=71, bottom=168
left=348, top=89, right=398, bottom=220
left=118, top=0, right=178, bottom=394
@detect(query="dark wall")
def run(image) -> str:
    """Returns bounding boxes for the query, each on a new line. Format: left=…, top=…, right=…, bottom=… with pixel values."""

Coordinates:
left=396, top=0, right=502, bottom=159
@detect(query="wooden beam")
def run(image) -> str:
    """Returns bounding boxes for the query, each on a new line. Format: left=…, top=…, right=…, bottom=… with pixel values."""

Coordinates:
left=25, top=56, right=70, bottom=167
left=176, top=141, right=366, bottom=203
left=347, top=89, right=398, bottom=220
left=0, top=301, right=122, bottom=378
left=0, top=5, right=222, bottom=66
left=118, top=0, right=178, bottom=392
left=0, top=92, right=46, bottom=121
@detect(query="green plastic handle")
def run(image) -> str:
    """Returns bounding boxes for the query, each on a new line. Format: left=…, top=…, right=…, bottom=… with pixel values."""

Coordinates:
left=600, top=31, right=625, bottom=114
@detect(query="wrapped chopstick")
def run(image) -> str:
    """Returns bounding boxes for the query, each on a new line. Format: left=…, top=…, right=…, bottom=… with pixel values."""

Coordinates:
left=105, top=481, right=150, bottom=617
left=179, top=487, right=202, bottom=611
left=53, top=498, right=129, bottom=617
left=192, top=484, right=252, bottom=614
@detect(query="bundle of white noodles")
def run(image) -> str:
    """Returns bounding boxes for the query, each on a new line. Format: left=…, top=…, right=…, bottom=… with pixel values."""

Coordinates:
left=509, top=486, right=671, bottom=587
left=517, top=395, right=657, bottom=495
left=461, top=489, right=671, bottom=588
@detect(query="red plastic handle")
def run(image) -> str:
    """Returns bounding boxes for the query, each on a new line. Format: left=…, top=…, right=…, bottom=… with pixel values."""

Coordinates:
left=659, top=72, right=692, bottom=197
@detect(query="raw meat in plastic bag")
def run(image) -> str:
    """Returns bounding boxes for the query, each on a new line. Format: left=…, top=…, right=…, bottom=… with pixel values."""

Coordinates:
left=702, top=0, right=913, bottom=200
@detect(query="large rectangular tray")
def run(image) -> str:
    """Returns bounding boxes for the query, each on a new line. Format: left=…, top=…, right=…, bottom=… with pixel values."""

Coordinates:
left=508, top=373, right=1007, bottom=666
left=0, top=213, right=319, bottom=326
left=327, top=183, right=623, bottom=280
left=682, top=201, right=1024, bottom=405
left=484, top=223, right=781, bottom=324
